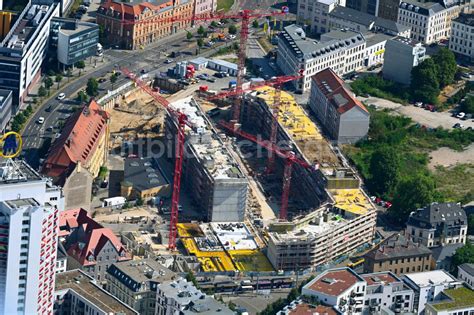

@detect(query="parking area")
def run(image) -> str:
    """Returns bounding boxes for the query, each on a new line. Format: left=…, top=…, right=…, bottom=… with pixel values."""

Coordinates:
left=361, top=95, right=474, bottom=130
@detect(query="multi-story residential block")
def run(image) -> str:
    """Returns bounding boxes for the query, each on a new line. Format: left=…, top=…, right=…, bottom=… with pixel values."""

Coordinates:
left=55, top=242, right=68, bottom=274
left=0, top=89, right=12, bottom=132
left=378, top=0, right=403, bottom=21
left=406, top=202, right=468, bottom=248
left=449, top=13, right=474, bottom=61
left=0, top=1, right=60, bottom=108
left=165, top=97, right=248, bottom=222
left=361, top=271, right=415, bottom=314
left=302, top=268, right=367, bottom=314
left=397, top=0, right=468, bottom=45
left=96, top=0, right=194, bottom=50
left=402, top=270, right=462, bottom=314
left=345, top=0, right=379, bottom=16
left=424, top=286, right=474, bottom=315
left=55, top=269, right=138, bottom=315
left=50, top=17, right=99, bottom=67
left=364, top=33, right=394, bottom=67
left=277, top=25, right=366, bottom=93
left=383, top=36, right=426, bottom=85
left=458, top=263, right=474, bottom=289
left=277, top=302, right=339, bottom=315
left=43, top=99, right=109, bottom=183
left=193, top=0, right=216, bottom=21
left=309, top=68, right=370, bottom=144
left=156, top=277, right=234, bottom=315
left=59, top=208, right=131, bottom=283
left=362, top=234, right=433, bottom=276
left=297, top=0, right=344, bottom=34
left=106, top=259, right=177, bottom=315
left=0, top=159, right=64, bottom=315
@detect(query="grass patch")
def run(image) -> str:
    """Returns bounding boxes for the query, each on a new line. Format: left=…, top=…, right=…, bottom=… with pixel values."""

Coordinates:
left=209, top=43, right=239, bottom=57
left=216, top=0, right=234, bottom=12
left=98, top=166, right=108, bottom=179
left=433, top=164, right=474, bottom=203
left=351, top=75, right=411, bottom=104
left=257, top=36, right=274, bottom=54
left=432, top=287, right=474, bottom=311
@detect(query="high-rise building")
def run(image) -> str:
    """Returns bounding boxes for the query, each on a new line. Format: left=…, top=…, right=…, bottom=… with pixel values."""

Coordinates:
left=0, top=159, right=64, bottom=315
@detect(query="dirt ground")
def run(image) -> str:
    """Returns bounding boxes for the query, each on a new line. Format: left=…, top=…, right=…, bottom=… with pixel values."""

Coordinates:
left=429, top=143, right=474, bottom=169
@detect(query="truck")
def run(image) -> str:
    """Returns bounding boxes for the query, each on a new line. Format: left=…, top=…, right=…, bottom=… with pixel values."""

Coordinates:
left=229, top=80, right=237, bottom=89
left=102, top=196, right=126, bottom=208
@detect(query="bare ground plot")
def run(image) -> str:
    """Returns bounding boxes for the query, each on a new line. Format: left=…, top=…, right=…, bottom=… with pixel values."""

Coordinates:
left=433, top=164, right=474, bottom=203
left=429, top=143, right=474, bottom=169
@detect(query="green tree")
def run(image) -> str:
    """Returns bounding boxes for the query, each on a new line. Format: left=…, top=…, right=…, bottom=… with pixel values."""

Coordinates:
left=461, top=96, right=474, bottom=114
left=86, top=78, right=99, bottom=97
left=135, top=196, right=143, bottom=206
left=185, top=271, right=198, bottom=288
left=252, top=20, right=259, bottom=28
left=25, top=105, right=33, bottom=115
left=186, top=31, right=193, bottom=40
left=75, top=60, right=86, bottom=69
left=44, top=77, right=53, bottom=90
left=228, top=24, right=237, bottom=35
left=369, top=147, right=400, bottom=197
left=411, top=58, right=440, bottom=104
left=66, top=68, right=73, bottom=82
left=38, top=86, right=47, bottom=98
left=197, top=25, right=205, bottom=36
left=451, top=242, right=474, bottom=274
left=110, top=73, right=118, bottom=89
left=76, top=90, right=88, bottom=103
left=389, top=174, right=435, bottom=223
left=55, top=74, right=63, bottom=89
left=228, top=301, right=236, bottom=311
left=432, top=48, right=457, bottom=88
left=468, top=214, right=474, bottom=235
left=197, top=38, right=204, bottom=51
left=210, top=21, right=218, bottom=28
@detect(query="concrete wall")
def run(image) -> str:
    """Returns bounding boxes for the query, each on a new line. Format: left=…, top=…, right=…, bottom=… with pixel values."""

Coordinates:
left=337, top=106, right=370, bottom=144
left=210, top=178, right=248, bottom=222
left=383, top=39, right=421, bottom=85
left=0, top=89, right=12, bottom=132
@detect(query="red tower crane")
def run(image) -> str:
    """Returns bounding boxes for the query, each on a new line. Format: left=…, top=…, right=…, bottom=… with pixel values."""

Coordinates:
left=121, top=8, right=289, bottom=124
left=122, top=68, right=186, bottom=250
left=219, top=120, right=318, bottom=221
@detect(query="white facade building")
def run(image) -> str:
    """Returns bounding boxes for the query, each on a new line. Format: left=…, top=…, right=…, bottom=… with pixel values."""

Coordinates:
left=449, top=13, right=474, bottom=60
left=397, top=0, right=467, bottom=45
left=458, top=264, right=474, bottom=289
left=402, top=270, right=462, bottom=314
left=193, top=0, right=216, bottom=20
left=297, top=0, right=345, bottom=34
left=277, top=25, right=366, bottom=93
left=0, top=160, right=64, bottom=315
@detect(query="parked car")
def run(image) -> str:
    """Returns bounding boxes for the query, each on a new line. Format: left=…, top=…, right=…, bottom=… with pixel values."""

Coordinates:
left=424, top=104, right=435, bottom=111
left=98, top=78, right=107, bottom=83
left=45, top=105, right=53, bottom=112
left=57, top=93, right=66, bottom=100
left=414, top=102, right=423, bottom=107
left=228, top=34, right=236, bottom=40
left=456, top=112, right=466, bottom=119
left=214, top=72, right=227, bottom=78
left=37, top=117, right=45, bottom=124
left=453, top=123, right=464, bottom=129
left=165, top=59, right=173, bottom=64
left=207, top=77, right=216, bottom=83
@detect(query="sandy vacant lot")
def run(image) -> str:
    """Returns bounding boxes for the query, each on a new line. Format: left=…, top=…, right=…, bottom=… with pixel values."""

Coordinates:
left=429, top=143, right=474, bottom=169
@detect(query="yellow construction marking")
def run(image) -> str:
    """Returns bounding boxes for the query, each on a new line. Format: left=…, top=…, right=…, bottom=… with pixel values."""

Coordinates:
left=181, top=237, right=236, bottom=272
left=177, top=223, right=204, bottom=238
left=228, top=249, right=274, bottom=272
left=329, top=189, right=372, bottom=215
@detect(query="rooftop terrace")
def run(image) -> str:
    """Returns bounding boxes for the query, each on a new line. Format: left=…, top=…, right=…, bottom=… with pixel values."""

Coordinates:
left=429, top=287, right=474, bottom=311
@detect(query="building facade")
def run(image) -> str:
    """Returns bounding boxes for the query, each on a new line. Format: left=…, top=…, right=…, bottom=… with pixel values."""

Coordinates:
left=406, top=202, right=468, bottom=248
left=362, top=234, right=433, bottom=276
left=345, top=0, right=379, bottom=15
left=378, top=0, right=402, bottom=21
left=277, top=25, right=366, bottom=93
left=96, top=0, right=194, bottom=50
left=0, top=159, right=64, bottom=315
left=165, top=97, right=248, bottom=222
left=310, top=68, right=370, bottom=144
left=424, top=286, right=474, bottom=315
left=106, top=259, right=177, bottom=315
left=397, top=0, right=467, bottom=45
left=383, top=36, right=426, bottom=85
left=458, top=263, right=474, bottom=289
left=297, top=0, right=343, bottom=34
left=50, top=17, right=99, bottom=66
left=193, top=0, right=216, bottom=21
left=449, top=13, right=474, bottom=61
left=0, top=1, right=60, bottom=108
left=0, top=89, right=12, bottom=132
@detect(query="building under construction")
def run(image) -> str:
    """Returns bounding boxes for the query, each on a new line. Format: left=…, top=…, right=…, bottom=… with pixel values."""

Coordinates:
left=165, top=97, right=248, bottom=222
left=240, top=86, right=377, bottom=271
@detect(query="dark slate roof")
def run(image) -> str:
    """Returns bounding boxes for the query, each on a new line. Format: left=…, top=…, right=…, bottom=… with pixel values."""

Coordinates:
left=399, top=0, right=446, bottom=16
left=124, top=157, right=170, bottom=192
left=454, top=13, right=474, bottom=27
left=363, top=234, right=432, bottom=261
left=431, top=244, right=464, bottom=262
left=329, top=6, right=376, bottom=27
left=459, top=263, right=474, bottom=276
left=407, top=202, right=467, bottom=229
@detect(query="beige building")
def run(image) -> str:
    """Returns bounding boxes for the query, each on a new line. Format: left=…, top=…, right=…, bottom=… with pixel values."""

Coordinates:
left=297, top=0, right=345, bottom=34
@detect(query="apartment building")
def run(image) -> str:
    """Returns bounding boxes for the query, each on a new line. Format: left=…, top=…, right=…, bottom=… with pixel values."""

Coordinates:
left=302, top=268, right=367, bottom=314
left=55, top=269, right=138, bottom=315
left=424, top=286, right=474, bottom=315
left=345, top=0, right=379, bottom=15
left=49, top=17, right=99, bottom=67
left=309, top=68, right=370, bottom=144
left=0, top=1, right=60, bottom=108
left=361, top=272, right=415, bottom=314
left=383, top=36, right=426, bottom=84
left=165, top=97, right=248, bottom=222
left=397, top=0, right=467, bottom=44
left=449, top=13, right=474, bottom=61
left=0, top=89, right=12, bottom=132
left=277, top=24, right=366, bottom=93
left=297, top=0, right=345, bottom=34
left=106, top=259, right=177, bottom=315
left=402, top=270, right=462, bottom=314
left=458, top=263, right=474, bottom=289
left=156, top=277, right=234, bottom=315
left=406, top=202, right=468, bottom=248
left=378, top=0, right=402, bottom=21
left=59, top=208, right=131, bottom=283
left=97, top=0, right=194, bottom=50
left=193, top=0, right=216, bottom=21
left=362, top=234, right=433, bottom=276
left=0, top=159, right=64, bottom=315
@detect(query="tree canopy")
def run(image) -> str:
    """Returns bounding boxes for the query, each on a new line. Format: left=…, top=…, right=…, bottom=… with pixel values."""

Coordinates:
left=451, top=242, right=474, bottom=274
left=228, top=24, right=237, bottom=35
left=411, top=58, right=440, bottom=104
left=432, top=48, right=457, bottom=88
left=369, top=146, right=400, bottom=198
left=86, top=78, right=99, bottom=97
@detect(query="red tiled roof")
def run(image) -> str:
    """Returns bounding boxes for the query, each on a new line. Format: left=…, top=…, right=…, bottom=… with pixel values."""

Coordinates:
left=99, top=0, right=173, bottom=20
left=42, top=100, right=108, bottom=181
left=289, top=304, right=338, bottom=315
left=307, top=269, right=364, bottom=297
left=311, top=68, right=368, bottom=115
left=59, top=209, right=130, bottom=266
left=361, top=272, right=400, bottom=286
